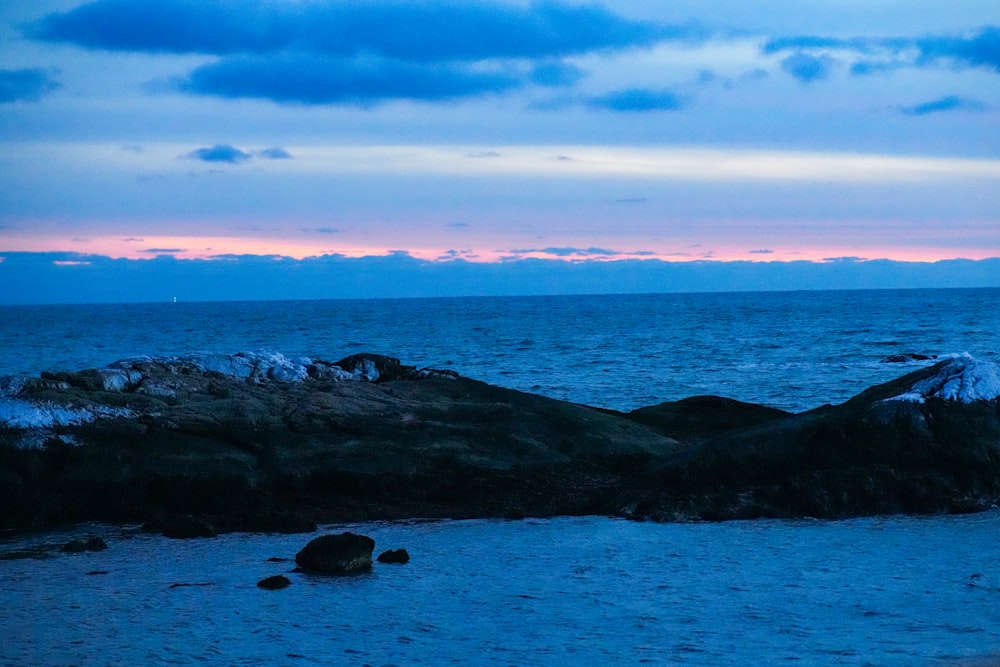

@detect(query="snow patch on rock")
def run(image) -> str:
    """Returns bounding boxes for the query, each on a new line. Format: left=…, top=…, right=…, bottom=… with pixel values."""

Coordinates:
left=886, top=355, right=1000, bottom=403
left=0, top=398, right=133, bottom=430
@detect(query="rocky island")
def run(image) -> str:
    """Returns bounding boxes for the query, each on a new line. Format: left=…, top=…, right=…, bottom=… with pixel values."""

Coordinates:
left=1, top=351, right=998, bottom=534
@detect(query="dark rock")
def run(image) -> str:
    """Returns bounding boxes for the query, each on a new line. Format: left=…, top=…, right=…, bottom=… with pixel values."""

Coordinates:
left=2, top=352, right=998, bottom=531
left=86, top=570, right=109, bottom=575
left=295, top=532, right=375, bottom=574
left=61, top=536, right=108, bottom=553
left=237, top=511, right=317, bottom=534
left=627, top=395, right=792, bottom=441
left=267, top=557, right=289, bottom=563
left=257, top=575, right=291, bottom=590
left=377, top=548, right=410, bottom=564
left=155, top=515, right=218, bottom=539
left=882, top=353, right=937, bottom=363
left=332, top=353, right=415, bottom=382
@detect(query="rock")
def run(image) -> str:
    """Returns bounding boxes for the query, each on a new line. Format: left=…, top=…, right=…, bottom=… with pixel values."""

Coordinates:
left=257, top=575, right=291, bottom=590
left=153, top=515, right=218, bottom=539
left=377, top=548, right=410, bottom=564
left=60, top=536, right=108, bottom=553
left=333, top=354, right=415, bottom=382
left=2, top=351, right=999, bottom=532
left=237, top=511, right=317, bottom=534
left=882, top=353, right=936, bottom=363
left=295, top=532, right=375, bottom=574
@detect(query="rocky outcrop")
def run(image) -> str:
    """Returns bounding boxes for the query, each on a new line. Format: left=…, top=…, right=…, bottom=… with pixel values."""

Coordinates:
left=0, top=352, right=997, bottom=529
left=295, top=533, right=375, bottom=574
left=623, top=356, right=1000, bottom=521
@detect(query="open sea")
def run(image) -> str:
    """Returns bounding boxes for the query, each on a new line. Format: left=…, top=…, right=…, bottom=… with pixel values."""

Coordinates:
left=2, top=288, right=999, bottom=665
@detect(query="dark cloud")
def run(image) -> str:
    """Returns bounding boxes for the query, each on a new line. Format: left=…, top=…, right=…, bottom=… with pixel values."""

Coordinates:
left=257, top=147, right=292, bottom=160
left=301, top=227, right=340, bottom=234
left=849, top=60, right=899, bottom=76
left=0, top=68, right=61, bottom=103
left=186, top=144, right=253, bottom=163
left=587, top=88, right=684, bottom=112
left=179, top=54, right=523, bottom=105
left=901, top=95, right=987, bottom=116
left=30, top=1, right=707, bottom=106
left=122, top=237, right=145, bottom=242
left=765, top=26, right=1000, bottom=77
left=30, top=0, right=684, bottom=59
left=749, top=249, right=774, bottom=254
left=917, top=27, right=1000, bottom=72
left=615, top=197, right=648, bottom=205
left=780, top=52, right=836, bottom=82
left=447, top=221, right=471, bottom=228
left=466, top=151, right=500, bottom=159
left=142, top=248, right=185, bottom=254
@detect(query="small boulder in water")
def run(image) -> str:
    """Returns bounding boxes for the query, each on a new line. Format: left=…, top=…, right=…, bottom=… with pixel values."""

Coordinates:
left=148, top=515, right=218, bottom=539
left=295, top=532, right=375, bottom=574
left=257, top=575, right=291, bottom=590
left=377, top=548, right=410, bottom=564
left=882, top=353, right=936, bottom=363
left=61, top=536, right=108, bottom=553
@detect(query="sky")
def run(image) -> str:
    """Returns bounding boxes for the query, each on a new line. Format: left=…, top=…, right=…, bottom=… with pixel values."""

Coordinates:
left=1, top=0, right=999, bottom=303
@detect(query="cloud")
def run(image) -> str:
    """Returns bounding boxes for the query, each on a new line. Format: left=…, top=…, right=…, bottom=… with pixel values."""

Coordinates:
left=5, top=252, right=999, bottom=304
left=780, top=52, right=837, bottom=82
left=505, top=246, right=658, bottom=259
left=301, top=227, right=340, bottom=234
left=186, top=144, right=253, bottom=163
left=257, top=147, right=293, bottom=160
left=587, top=88, right=684, bottom=112
left=30, top=0, right=679, bottom=59
left=749, top=249, right=774, bottom=254
left=179, top=54, right=524, bottom=105
left=142, top=247, right=185, bottom=254
left=901, top=95, right=987, bottom=116
left=615, top=197, right=648, bottom=204
left=917, top=26, right=1000, bottom=72
left=31, top=0, right=707, bottom=106
left=0, top=68, right=61, bottom=103
left=447, top=221, right=471, bottom=228
left=764, top=26, right=1000, bottom=77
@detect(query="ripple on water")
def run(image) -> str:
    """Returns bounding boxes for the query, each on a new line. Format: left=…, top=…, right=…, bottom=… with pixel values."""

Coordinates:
left=1, top=513, right=999, bottom=666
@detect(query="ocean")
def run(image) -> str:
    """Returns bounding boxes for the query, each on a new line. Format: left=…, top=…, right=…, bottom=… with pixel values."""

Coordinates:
left=2, top=288, right=999, bottom=665
left=2, top=288, right=999, bottom=412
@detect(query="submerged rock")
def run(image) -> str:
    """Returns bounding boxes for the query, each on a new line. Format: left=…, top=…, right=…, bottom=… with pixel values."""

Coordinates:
left=377, top=548, right=410, bottom=564
left=882, top=353, right=937, bottom=363
left=60, top=536, right=108, bottom=553
left=257, top=575, right=291, bottom=590
left=295, top=533, right=376, bottom=574
left=149, top=515, right=218, bottom=540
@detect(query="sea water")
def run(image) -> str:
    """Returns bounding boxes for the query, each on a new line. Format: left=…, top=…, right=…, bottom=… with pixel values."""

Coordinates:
left=1, top=288, right=999, bottom=665
left=2, top=514, right=999, bottom=666
left=2, top=288, right=998, bottom=412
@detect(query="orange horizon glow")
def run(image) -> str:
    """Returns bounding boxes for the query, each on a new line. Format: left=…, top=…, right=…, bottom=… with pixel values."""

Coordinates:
left=0, top=234, right=997, bottom=265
